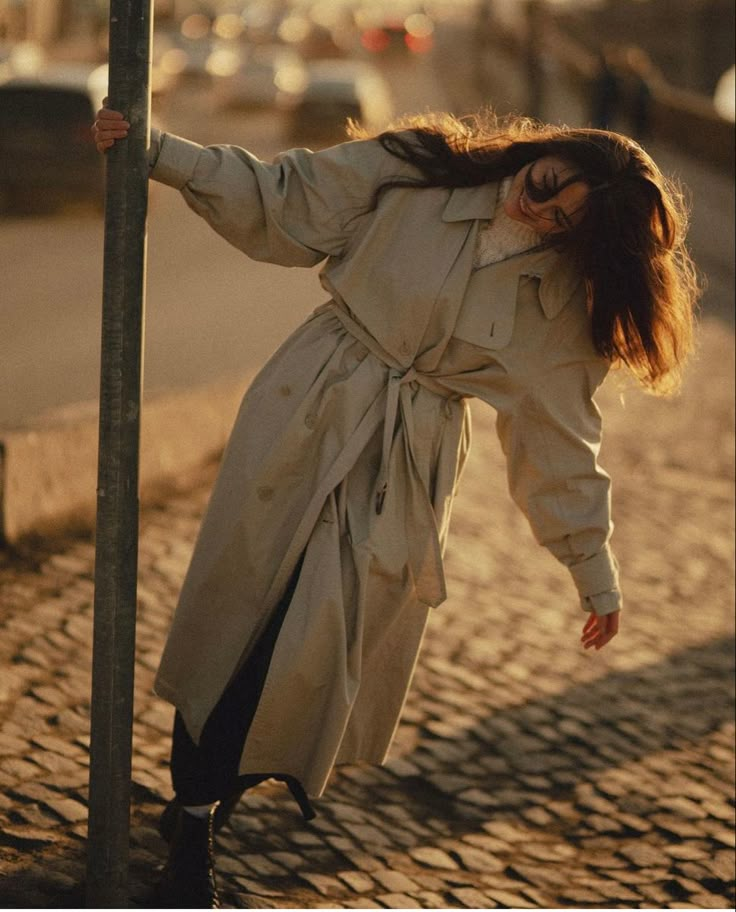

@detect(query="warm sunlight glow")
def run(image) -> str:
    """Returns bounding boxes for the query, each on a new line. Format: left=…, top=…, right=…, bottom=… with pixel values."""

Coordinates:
left=310, top=0, right=342, bottom=29
left=274, top=65, right=309, bottom=95
left=205, top=48, right=241, bottom=78
left=159, top=48, right=189, bottom=76
left=212, top=14, right=244, bottom=41
left=404, top=13, right=435, bottom=39
left=180, top=14, right=210, bottom=41
left=278, top=15, right=312, bottom=44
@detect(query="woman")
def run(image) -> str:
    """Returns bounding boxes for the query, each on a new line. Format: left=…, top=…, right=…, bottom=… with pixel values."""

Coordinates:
left=93, top=106, right=698, bottom=907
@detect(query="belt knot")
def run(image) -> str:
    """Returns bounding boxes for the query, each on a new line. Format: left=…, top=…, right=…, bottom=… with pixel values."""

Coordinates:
left=375, top=367, right=421, bottom=514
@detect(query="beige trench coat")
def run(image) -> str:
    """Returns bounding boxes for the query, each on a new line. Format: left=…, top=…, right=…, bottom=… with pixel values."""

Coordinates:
left=149, top=130, right=622, bottom=797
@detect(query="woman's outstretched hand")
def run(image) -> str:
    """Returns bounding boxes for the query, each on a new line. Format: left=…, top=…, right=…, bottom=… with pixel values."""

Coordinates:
left=91, top=99, right=130, bottom=153
left=581, top=610, right=619, bottom=650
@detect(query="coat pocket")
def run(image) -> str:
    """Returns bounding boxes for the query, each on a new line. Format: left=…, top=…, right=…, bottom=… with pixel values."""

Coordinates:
left=451, top=259, right=524, bottom=351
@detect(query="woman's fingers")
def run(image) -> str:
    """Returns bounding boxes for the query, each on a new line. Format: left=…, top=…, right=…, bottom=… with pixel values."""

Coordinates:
left=92, top=106, right=130, bottom=152
left=581, top=613, right=604, bottom=647
left=93, top=131, right=129, bottom=153
left=596, top=612, right=618, bottom=648
left=581, top=610, right=620, bottom=650
left=98, top=105, right=126, bottom=120
left=95, top=106, right=129, bottom=127
left=582, top=612, right=597, bottom=634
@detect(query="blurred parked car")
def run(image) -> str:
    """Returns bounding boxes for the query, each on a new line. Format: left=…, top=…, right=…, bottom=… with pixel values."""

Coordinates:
left=284, top=60, right=393, bottom=143
left=208, top=44, right=307, bottom=110
left=0, top=64, right=105, bottom=212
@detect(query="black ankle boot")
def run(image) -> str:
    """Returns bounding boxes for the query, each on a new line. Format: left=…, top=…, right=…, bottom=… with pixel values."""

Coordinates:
left=156, top=805, right=221, bottom=909
left=159, top=790, right=245, bottom=843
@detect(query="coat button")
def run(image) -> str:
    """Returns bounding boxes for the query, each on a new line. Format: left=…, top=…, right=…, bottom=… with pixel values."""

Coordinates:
left=279, top=385, right=292, bottom=397
left=399, top=340, right=410, bottom=356
left=257, top=486, right=274, bottom=501
left=304, top=413, right=316, bottom=429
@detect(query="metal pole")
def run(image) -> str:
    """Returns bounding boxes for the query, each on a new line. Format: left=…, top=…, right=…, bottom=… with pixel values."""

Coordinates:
left=86, top=0, right=152, bottom=906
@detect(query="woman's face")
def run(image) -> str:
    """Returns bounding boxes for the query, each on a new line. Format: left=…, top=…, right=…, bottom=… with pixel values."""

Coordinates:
left=504, top=155, right=590, bottom=235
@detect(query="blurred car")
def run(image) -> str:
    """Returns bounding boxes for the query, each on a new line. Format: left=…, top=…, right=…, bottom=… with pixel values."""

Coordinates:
left=284, top=60, right=393, bottom=143
left=0, top=64, right=105, bottom=212
left=208, top=44, right=307, bottom=110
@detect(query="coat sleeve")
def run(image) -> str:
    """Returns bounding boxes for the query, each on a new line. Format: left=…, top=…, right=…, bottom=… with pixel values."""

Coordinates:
left=148, top=127, right=401, bottom=266
left=495, top=355, right=622, bottom=616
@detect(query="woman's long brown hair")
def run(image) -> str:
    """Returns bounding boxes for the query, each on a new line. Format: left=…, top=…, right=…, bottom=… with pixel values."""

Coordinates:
left=350, top=111, right=701, bottom=395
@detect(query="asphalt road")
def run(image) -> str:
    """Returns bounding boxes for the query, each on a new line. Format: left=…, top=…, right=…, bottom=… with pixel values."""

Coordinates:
left=1, top=101, right=328, bottom=429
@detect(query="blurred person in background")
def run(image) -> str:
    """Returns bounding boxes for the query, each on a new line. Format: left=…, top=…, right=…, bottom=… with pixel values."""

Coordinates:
left=93, top=103, right=699, bottom=908
left=590, top=46, right=621, bottom=130
left=620, top=46, right=659, bottom=141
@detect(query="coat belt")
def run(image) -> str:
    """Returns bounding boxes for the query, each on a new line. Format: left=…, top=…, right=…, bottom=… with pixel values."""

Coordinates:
left=375, top=367, right=417, bottom=513
left=326, top=302, right=456, bottom=608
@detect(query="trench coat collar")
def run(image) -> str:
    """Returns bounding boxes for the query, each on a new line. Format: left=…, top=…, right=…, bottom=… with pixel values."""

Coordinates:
left=443, top=183, right=585, bottom=320
left=442, top=182, right=500, bottom=223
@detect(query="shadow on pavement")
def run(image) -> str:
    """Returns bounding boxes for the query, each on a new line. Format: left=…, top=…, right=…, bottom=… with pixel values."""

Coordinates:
left=0, top=635, right=732, bottom=908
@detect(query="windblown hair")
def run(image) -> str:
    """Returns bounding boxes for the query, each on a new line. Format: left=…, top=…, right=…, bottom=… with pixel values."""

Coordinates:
left=350, top=111, right=701, bottom=395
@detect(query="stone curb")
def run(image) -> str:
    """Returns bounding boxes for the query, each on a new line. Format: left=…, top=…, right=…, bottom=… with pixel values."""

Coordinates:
left=0, top=374, right=252, bottom=544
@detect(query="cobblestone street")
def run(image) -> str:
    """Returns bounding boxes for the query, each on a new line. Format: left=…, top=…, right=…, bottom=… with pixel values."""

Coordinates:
left=0, top=317, right=733, bottom=909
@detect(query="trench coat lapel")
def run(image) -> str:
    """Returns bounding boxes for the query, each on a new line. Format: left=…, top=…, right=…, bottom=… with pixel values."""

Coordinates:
left=442, top=182, right=500, bottom=223
left=409, top=181, right=500, bottom=370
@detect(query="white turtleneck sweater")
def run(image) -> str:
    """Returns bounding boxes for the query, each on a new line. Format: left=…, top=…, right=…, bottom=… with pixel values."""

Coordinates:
left=473, top=177, right=542, bottom=269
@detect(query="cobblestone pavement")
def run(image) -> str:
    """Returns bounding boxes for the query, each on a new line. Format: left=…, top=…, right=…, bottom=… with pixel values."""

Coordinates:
left=0, top=315, right=733, bottom=909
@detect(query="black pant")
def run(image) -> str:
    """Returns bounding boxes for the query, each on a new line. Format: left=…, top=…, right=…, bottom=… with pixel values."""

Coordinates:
left=170, top=559, right=301, bottom=808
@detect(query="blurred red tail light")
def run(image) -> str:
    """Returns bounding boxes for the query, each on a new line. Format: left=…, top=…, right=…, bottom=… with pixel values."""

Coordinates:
left=404, top=33, right=433, bottom=54
left=361, top=28, right=391, bottom=53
